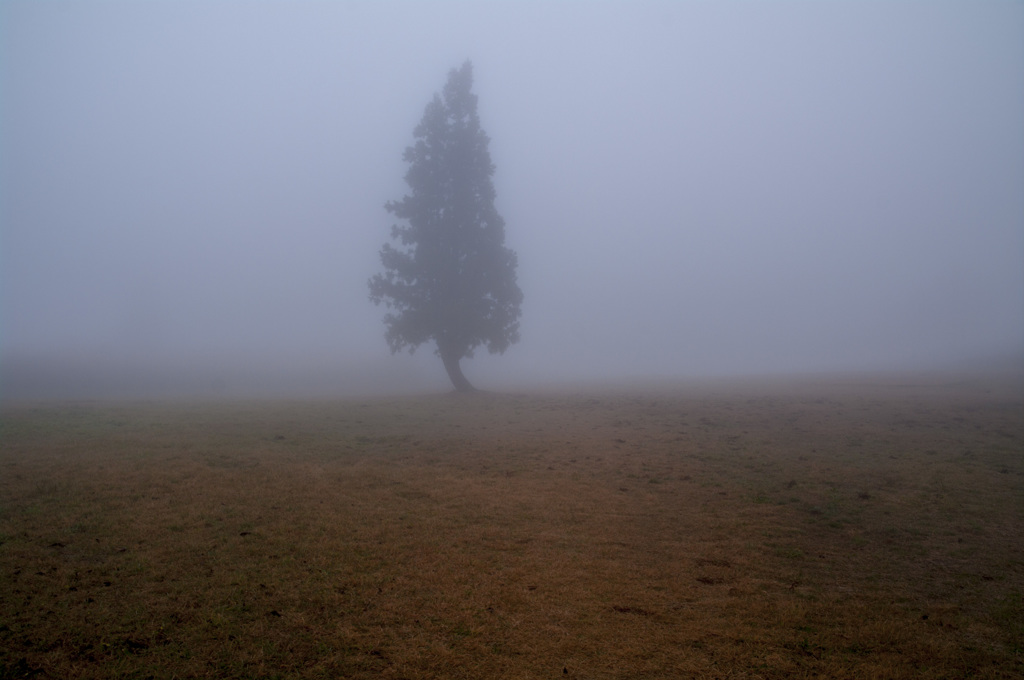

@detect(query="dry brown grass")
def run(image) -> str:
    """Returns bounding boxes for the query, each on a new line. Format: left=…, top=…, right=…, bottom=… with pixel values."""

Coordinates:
left=1, top=373, right=1022, bottom=679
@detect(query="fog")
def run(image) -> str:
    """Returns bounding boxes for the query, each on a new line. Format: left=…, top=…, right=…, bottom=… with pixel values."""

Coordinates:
left=2, top=1, right=1022, bottom=398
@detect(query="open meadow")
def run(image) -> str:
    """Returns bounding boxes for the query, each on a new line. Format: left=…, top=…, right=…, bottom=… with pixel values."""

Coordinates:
left=1, top=373, right=1022, bottom=679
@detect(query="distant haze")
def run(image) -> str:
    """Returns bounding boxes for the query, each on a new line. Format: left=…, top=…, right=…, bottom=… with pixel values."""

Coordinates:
left=2, top=1, right=1022, bottom=398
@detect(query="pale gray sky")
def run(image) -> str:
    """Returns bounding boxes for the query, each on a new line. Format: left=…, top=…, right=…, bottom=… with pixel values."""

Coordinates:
left=2, top=1, right=1022, bottom=396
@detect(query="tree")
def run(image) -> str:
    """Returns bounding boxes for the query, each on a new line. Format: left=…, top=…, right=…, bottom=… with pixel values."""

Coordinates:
left=368, top=61, right=522, bottom=392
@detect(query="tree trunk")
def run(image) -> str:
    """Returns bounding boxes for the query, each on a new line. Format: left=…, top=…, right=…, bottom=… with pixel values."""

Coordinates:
left=440, top=349, right=475, bottom=392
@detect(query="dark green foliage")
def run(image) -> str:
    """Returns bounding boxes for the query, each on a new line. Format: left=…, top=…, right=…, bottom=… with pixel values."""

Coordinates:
left=369, top=61, right=522, bottom=391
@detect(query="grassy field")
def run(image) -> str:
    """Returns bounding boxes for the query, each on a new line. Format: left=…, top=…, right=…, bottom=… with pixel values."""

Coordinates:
left=1, top=373, right=1021, bottom=679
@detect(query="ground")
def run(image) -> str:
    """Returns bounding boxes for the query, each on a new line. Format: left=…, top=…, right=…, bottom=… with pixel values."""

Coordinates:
left=1, top=372, right=1021, bottom=678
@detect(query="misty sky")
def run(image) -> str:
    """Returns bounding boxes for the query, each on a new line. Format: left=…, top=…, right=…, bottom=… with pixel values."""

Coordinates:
left=2, top=1, right=1022, bottom=395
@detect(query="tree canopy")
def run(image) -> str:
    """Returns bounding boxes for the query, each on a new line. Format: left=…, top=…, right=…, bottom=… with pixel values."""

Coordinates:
left=368, top=61, right=522, bottom=392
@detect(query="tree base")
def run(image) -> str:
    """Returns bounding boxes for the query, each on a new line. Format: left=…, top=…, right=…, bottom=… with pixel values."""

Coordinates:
left=438, top=350, right=473, bottom=393
left=441, top=351, right=475, bottom=392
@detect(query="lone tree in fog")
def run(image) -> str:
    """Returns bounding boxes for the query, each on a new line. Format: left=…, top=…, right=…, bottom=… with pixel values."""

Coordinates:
left=368, top=61, right=522, bottom=392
